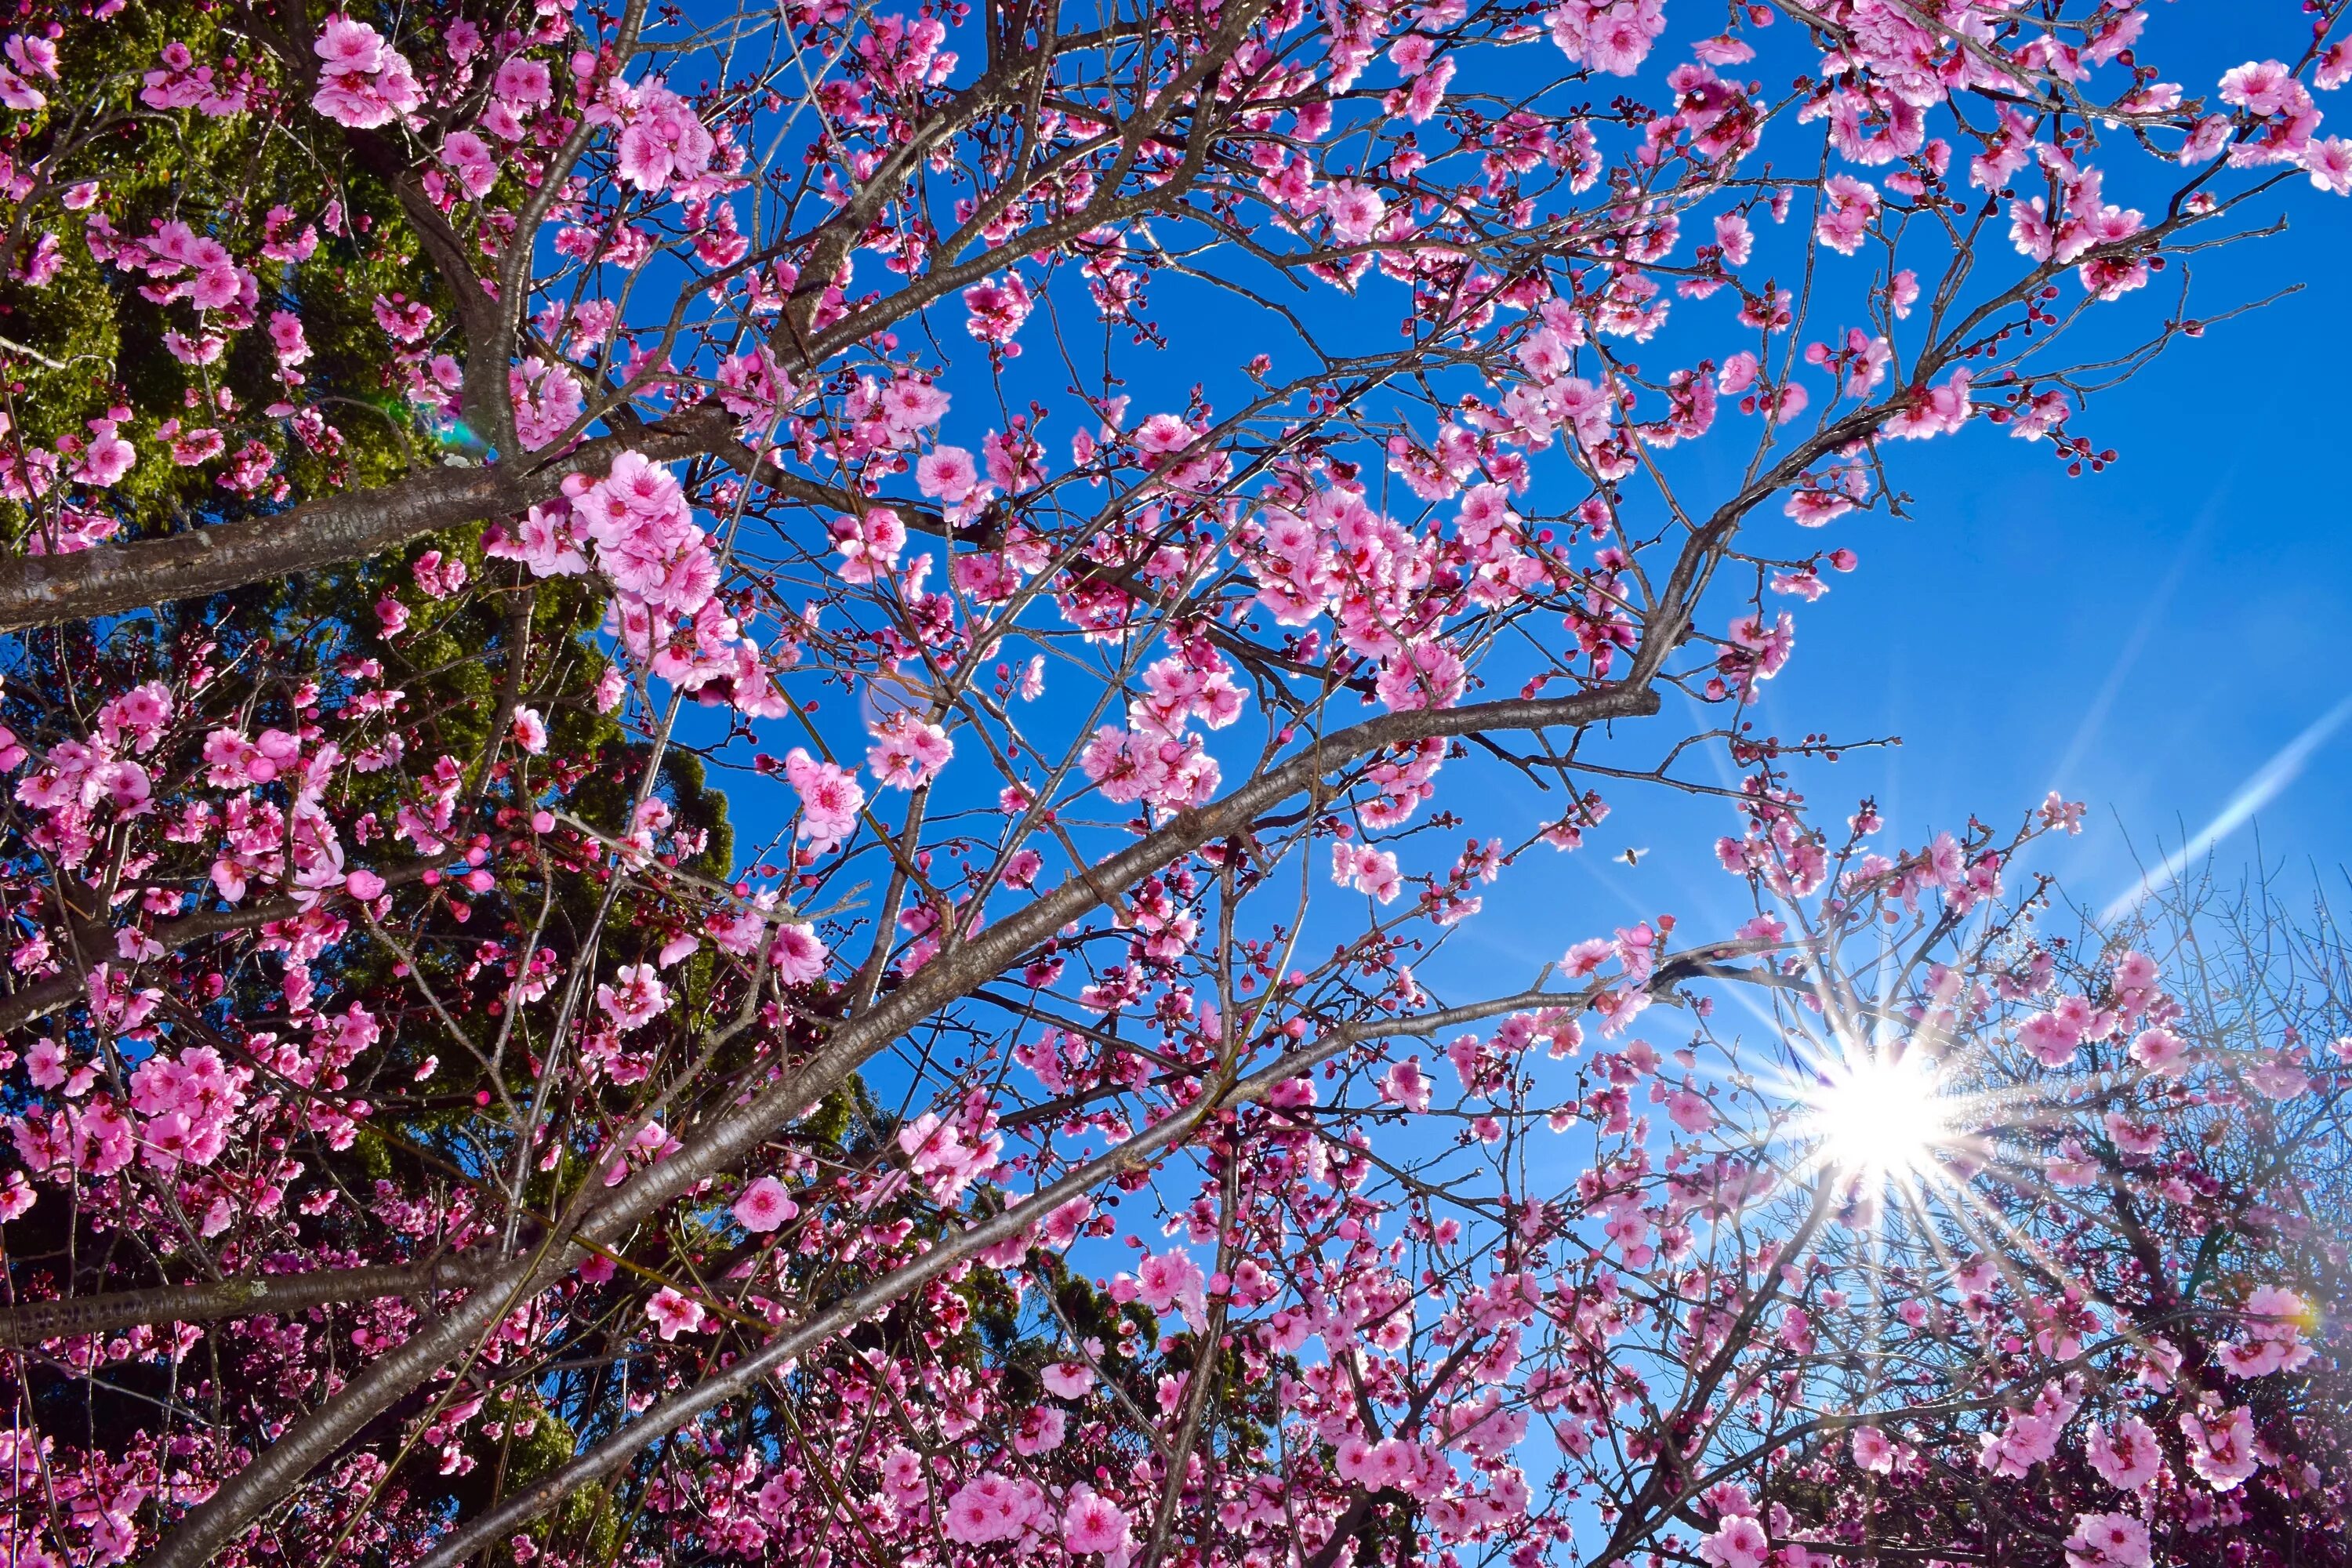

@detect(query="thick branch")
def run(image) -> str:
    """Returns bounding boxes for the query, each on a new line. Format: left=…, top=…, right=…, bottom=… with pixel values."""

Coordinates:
left=0, top=1256, right=498, bottom=1347
left=0, top=417, right=724, bottom=634
left=0, top=850, right=468, bottom=1036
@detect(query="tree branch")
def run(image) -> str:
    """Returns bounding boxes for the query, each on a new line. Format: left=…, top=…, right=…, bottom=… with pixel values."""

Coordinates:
left=0, top=1255, right=499, bottom=1347
left=0, top=416, right=728, bottom=634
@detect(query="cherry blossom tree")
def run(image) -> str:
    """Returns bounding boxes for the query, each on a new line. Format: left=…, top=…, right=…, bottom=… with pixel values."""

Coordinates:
left=0, top=0, right=2346, bottom=1564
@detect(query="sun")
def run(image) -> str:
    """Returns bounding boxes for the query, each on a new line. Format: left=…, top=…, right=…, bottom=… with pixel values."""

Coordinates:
left=1804, top=1047, right=1955, bottom=1186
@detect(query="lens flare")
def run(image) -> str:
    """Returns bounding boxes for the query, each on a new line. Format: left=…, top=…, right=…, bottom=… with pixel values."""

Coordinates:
left=1805, top=1048, right=1952, bottom=1186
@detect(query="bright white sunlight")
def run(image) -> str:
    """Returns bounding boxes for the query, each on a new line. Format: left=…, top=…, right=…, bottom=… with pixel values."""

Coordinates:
left=1805, top=1046, right=1957, bottom=1189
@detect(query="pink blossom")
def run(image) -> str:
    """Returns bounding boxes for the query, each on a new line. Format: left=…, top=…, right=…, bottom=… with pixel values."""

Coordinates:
left=1330, top=841, right=1402, bottom=902
left=866, top=710, right=953, bottom=789
left=268, top=310, right=311, bottom=365
left=1699, top=1513, right=1769, bottom=1568
left=510, top=359, right=584, bottom=451
left=1062, top=1491, right=1131, bottom=1556
left=1011, top=1404, right=1065, bottom=1455
left=2179, top=1406, right=2259, bottom=1490
left=764, top=923, right=828, bottom=985
left=916, top=445, right=978, bottom=501
left=781, top=748, right=864, bottom=851
left=493, top=56, right=553, bottom=108
left=4, top=33, right=57, bottom=80
left=597, top=963, right=670, bottom=1031
left=2220, top=1285, right=2314, bottom=1377
left=1977, top=1383, right=2078, bottom=1477
left=645, top=1287, right=707, bottom=1339
left=943, top=1472, right=1033, bottom=1544
left=2321, top=41, right=2352, bottom=89
left=2086, top=1415, right=2161, bottom=1490
left=963, top=274, right=1034, bottom=344
left=830, top=506, right=906, bottom=583
left=732, top=1176, right=797, bottom=1232
left=1136, top=1247, right=1207, bottom=1328
left=1886, top=368, right=1973, bottom=440
left=2245, top=1054, right=2310, bottom=1100
left=1376, top=641, right=1466, bottom=711
left=1664, top=1086, right=1714, bottom=1134
left=2219, top=60, right=2301, bottom=117
left=1561, top=937, right=1614, bottom=978
left=310, top=16, right=420, bottom=128
left=1325, top=181, right=1387, bottom=244
left=1040, top=1361, right=1094, bottom=1397
left=2020, top=1008, right=2086, bottom=1067
left=2064, top=1513, right=2151, bottom=1568
left=1381, top=1058, right=1433, bottom=1112
left=440, top=130, right=499, bottom=198
left=315, top=15, right=387, bottom=73
left=615, top=85, right=716, bottom=194
left=879, top=379, right=950, bottom=438
left=2129, top=1026, right=2187, bottom=1074
left=1816, top=175, right=1881, bottom=256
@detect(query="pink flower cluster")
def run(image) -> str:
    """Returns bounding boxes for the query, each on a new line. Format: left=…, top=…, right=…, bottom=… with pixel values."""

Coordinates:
left=611, top=80, right=720, bottom=198
left=1074, top=641, right=1244, bottom=811
left=126, top=1047, right=252, bottom=1175
left=2004, top=148, right=2148, bottom=299
left=508, top=359, right=584, bottom=451
left=865, top=710, right=953, bottom=790
left=310, top=16, right=422, bottom=129
left=486, top=453, right=798, bottom=714
left=138, top=39, right=251, bottom=117
left=1976, top=1381, right=2080, bottom=1477
left=2012, top=954, right=2186, bottom=1070
left=896, top=1104, right=1004, bottom=1204
left=1816, top=174, right=1881, bottom=256
left=1332, top=841, right=1403, bottom=903
left=1126, top=1247, right=1207, bottom=1330
left=829, top=506, right=907, bottom=584
left=2179, top=1404, right=2260, bottom=1490
left=2210, top=58, right=2352, bottom=194
left=94, top=219, right=257, bottom=319
left=2216, top=1285, right=2314, bottom=1378
left=1, top=35, right=54, bottom=108
left=1544, top=0, right=1667, bottom=78
left=597, top=963, right=670, bottom=1031
left=941, top=1472, right=1051, bottom=1547
left=962, top=273, right=1035, bottom=346
left=779, top=748, right=864, bottom=854
left=2063, top=1512, right=2152, bottom=1568
left=1242, top=482, right=1486, bottom=711
left=567, top=453, right=719, bottom=615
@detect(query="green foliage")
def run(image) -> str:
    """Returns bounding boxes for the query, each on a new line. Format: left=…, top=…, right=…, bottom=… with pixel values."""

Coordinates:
left=0, top=2, right=448, bottom=547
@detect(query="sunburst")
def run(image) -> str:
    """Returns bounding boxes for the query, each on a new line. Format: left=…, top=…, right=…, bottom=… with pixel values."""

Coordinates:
left=1800, top=1045, right=1958, bottom=1191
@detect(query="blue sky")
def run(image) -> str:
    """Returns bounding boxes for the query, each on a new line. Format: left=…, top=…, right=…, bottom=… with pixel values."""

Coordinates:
left=651, top=2, right=2352, bottom=986
left=1438, top=198, right=2352, bottom=986
left=1708, top=190, right=2352, bottom=924
left=1432, top=20, right=2352, bottom=974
